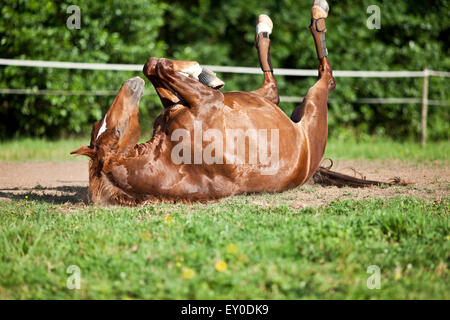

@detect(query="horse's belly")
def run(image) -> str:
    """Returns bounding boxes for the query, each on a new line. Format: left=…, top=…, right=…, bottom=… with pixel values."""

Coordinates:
left=217, top=94, right=301, bottom=190
left=157, top=92, right=304, bottom=195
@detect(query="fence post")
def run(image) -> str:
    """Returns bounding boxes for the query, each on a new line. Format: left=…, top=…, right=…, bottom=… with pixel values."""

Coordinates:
left=421, top=68, right=429, bottom=146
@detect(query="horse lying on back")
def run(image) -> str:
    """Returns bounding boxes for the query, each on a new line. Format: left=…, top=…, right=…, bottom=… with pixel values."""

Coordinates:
left=71, top=1, right=354, bottom=206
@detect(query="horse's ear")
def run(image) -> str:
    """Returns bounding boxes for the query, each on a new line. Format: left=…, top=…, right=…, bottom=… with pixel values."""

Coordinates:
left=70, top=146, right=95, bottom=159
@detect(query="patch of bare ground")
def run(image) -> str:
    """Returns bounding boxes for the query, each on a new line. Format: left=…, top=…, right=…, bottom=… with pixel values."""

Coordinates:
left=0, top=160, right=448, bottom=209
left=0, top=162, right=89, bottom=205
left=227, top=159, right=449, bottom=209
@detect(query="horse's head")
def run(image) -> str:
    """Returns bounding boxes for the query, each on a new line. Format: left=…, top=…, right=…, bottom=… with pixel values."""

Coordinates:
left=71, top=76, right=144, bottom=172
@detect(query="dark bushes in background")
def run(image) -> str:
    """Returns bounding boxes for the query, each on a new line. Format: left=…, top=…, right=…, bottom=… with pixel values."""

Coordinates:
left=0, top=0, right=448, bottom=140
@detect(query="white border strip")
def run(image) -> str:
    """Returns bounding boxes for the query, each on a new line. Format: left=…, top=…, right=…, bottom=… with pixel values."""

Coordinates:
left=1, top=58, right=449, bottom=78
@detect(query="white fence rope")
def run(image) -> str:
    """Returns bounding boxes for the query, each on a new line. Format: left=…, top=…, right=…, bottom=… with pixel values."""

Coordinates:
left=1, top=58, right=450, bottom=77
left=0, top=58, right=449, bottom=106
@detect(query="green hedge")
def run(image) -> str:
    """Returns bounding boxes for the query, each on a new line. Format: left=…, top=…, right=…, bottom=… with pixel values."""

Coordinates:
left=0, top=0, right=448, bottom=140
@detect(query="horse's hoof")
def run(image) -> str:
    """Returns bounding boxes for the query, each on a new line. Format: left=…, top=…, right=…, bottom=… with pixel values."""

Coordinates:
left=312, top=0, right=329, bottom=19
left=256, top=14, right=273, bottom=35
left=198, top=67, right=225, bottom=90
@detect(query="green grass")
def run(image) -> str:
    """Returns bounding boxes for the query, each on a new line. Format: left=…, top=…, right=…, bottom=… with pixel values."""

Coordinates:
left=325, top=138, right=449, bottom=162
left=0, top=137, right=448, bottom=299
left=0, top=197, right=448, bottom=299
left=0, top=138, right=88, bottom=162
left=0, top=137, right=448, bottom=162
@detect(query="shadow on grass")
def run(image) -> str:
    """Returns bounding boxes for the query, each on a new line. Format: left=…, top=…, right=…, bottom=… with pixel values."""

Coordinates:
left=0, top=185, right=88, bottom=204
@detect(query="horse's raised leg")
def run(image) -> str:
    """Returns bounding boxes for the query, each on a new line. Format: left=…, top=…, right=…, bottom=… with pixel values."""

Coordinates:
left=291, top=0, right=335, bottom=123
left=143, top=58, right=224, bottom=118
left=310, top=0, right=330, bottom=60
left=251, top=14, right=279, bottom=105
left=144, top=57, right=191, bottom=108
left=148, top=75, right=182, bottom=108
left=289, top=0, right=335, bottom=182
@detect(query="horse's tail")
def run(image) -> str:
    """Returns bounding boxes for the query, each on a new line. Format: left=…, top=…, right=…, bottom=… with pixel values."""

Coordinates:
left=312, top=160, right=410, bottom=188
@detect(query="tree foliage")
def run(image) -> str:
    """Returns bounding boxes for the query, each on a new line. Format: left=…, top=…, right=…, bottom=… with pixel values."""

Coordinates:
left=0, top=0, right=448, bottom=140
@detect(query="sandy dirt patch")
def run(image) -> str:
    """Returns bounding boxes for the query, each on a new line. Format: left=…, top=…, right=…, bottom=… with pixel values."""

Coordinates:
left=243, top=159, right=449, bottom=209
left=0, top=160, right=448, bottom=207
left=0, top=162, right=88, bottom=204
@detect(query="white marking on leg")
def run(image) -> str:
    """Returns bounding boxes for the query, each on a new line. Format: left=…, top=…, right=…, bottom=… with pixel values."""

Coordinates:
left=312, top=0, right=329, bottom=18
left=178, top=63, right=203, bottom=80
left=256, top=22, right=272, bottom=35
left=256, top=14, right=273, bottom=35
left=96, top=114, right=107, bottom=140
left=314, top=0, right=329, bottom=13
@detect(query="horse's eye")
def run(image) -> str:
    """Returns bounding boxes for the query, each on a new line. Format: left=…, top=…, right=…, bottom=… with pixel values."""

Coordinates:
left=116, top=128, right=122, bottom=137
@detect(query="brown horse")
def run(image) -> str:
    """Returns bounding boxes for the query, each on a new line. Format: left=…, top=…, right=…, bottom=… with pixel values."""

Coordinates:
left=72, top=0, right=340, bottom=206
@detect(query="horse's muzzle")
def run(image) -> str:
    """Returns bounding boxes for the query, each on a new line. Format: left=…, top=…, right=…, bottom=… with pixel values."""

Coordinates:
left=126, top=77, right=145, bottom=100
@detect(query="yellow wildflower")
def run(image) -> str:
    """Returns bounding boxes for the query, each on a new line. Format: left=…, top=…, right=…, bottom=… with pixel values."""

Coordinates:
left=182, top=268, right=196, bottom=279
left=226, top=243, right=238, bottom=255
left=215, top=261, right=227, bottom=272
